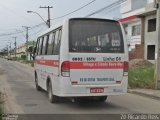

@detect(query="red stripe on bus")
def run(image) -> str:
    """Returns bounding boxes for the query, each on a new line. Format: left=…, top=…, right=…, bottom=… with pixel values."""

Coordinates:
left=35, top=59, right=124, bottom=69
left=35, top=59, right=59, bottom=67
left=70, top=62, right=124, bottom=69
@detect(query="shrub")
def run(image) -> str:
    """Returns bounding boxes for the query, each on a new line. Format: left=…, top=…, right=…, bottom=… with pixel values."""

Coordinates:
left=21, top=55, right=26, bottom=60
left=128, top=64, right=155, bottom=89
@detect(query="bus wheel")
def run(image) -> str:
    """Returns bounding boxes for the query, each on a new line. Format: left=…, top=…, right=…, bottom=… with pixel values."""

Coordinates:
left=35, top=75, right=41, bottom=91
left=48, top=81, right=58, bottom=103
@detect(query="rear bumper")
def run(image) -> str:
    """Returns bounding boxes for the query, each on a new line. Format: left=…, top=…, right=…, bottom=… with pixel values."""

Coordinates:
left=53, top=77, right=128, bottom=97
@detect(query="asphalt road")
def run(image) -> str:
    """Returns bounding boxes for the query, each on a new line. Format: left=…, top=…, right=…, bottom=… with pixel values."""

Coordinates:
left=0, top=58, right=160, bottom=119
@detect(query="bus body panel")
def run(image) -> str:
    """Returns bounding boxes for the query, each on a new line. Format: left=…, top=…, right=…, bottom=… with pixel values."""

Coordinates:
left=34, top=18, right=128, bottom=98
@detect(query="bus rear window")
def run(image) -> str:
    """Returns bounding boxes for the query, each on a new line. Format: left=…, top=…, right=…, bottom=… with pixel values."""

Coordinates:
left=69, top=19, right=124, bottom=53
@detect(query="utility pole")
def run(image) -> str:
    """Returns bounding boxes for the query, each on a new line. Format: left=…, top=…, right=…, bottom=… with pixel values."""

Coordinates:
left=22, top=26, right=30, bottom=61
left=7, top=45, right=9, bottom=58
left=10, top=42, right=11, bottom=58
left=40, top=6, right=53, bottom=28
left=12, top=37, right=17, bottom=58
left=155, top=0, right=160, bottom=89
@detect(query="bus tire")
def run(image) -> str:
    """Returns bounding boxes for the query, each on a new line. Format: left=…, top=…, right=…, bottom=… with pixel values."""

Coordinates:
left=35, top=74, right=41, bottom=91
left=48, top=80, right=59, bottom=103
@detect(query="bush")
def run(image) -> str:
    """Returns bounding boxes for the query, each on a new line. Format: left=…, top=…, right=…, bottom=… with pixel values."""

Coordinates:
left=12, top=57, right=17, bottom=61
left=128, top=63, right=155, bottom=89
left=0, top=107, right=2, bottom=120
left=0, top=92, right=3, bottom=120
left=21, top=55, right=26, bottom=60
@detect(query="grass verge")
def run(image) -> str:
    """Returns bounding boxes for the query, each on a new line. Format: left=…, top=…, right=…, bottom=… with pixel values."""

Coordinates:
left=0, top=107, right=2, bottom=120
left=128, top=63, right=155, bottom=89
left=0, top=92, right=3, bottom=120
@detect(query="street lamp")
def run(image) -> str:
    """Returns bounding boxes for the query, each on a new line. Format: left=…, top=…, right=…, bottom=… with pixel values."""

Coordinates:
left=27, top=11, right=49, bottom=28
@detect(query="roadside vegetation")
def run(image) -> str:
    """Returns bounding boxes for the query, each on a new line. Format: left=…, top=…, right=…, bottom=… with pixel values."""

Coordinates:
left=128, top=59, right=155, bottom=89
left=11, top=55, right=34, bottom=67
left=0, top=92, right=4, bottom=120
left=0, top=107, right=2, bottom=120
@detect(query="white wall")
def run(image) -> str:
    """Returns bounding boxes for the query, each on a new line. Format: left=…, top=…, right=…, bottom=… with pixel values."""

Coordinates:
left=125, top=20, right=141, bottom=51
left=121, top=0, right=154, bottom=18
left=144, top=14, right=157, bottom=63
left=148, top=0, right=154, bottom=3
left=122, top=8, right=145, bottom=18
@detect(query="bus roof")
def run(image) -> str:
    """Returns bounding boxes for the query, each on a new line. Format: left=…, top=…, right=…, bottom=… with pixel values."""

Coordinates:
left=38, top=18, right=119, bottom=38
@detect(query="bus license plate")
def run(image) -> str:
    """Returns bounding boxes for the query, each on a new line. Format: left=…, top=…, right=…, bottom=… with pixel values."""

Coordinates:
left=90, top=88, right=104, bottom=93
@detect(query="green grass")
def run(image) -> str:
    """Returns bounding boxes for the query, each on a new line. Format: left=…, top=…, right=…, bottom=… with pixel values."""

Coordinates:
left=128, top=64, right=155, bottom=89
left=0, top=93, right=3, bottom=120
left=0, top=107, right=2, bottom=120
left=22, top=60, right=34, bottom=67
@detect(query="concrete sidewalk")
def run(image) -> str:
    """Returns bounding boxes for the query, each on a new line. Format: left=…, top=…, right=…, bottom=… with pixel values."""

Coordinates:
left=128, top=89, right=160, bottom=100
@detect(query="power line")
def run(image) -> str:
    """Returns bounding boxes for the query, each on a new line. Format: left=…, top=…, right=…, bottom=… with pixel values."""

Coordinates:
left=50, top=0, right=96, bottom=21
left=0, top=0, right=96, bottom=38
left=0, top=0, right=123, bottom=40
left=85, top=0, right=126, bottom=17
left=0, top=23, right=45, bottom=38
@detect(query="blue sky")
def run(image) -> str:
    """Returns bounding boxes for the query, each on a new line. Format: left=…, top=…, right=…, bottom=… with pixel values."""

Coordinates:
left=0, top=0, right=120, bottom=50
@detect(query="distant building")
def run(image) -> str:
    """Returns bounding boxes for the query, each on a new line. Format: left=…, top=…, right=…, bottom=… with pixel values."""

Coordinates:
left=16, top=41, right=36, bottom=60
left=119, top=0, right=155, bottom=61
left=137, top=2, right=157, bottom=63
left=16, top=43, right=26, bottom=58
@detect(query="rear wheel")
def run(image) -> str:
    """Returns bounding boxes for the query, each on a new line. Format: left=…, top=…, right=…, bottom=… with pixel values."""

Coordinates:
left=48, top=81, right=59, bottom=103
left=35, top=74, right=41, bottom=91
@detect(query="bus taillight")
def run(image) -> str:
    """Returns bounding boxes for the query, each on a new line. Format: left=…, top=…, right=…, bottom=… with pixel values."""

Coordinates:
left=123, top=61, right=128, bottom=76
left=61, top=61, right=70, bottom=77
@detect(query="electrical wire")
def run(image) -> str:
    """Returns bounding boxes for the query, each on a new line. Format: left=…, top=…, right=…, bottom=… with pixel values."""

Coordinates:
left=50, top=0, right=96, bottom=20
left=85, top=0, right=126, bottom=17
left=0, top=0, right=126, bottom=50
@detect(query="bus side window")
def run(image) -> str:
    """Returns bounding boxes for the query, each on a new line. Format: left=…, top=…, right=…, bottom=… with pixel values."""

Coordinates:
left=38, top=37, right=44, bottom=55
left=53, top=29, right=62, bottom=55
left=45, top=35, right=49, bottom=54
left=36, top=39, right=40, bottom=55
left=42, top=35, right=48, bottom=55
left=47, top=32, right=54, bottom=55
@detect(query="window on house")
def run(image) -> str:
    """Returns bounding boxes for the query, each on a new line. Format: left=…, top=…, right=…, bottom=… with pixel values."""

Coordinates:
left=148, top=18, right=156, bottom=32
left=132, top=25, right=141, bottom=36
left=147, top=45, right=155, bottom=60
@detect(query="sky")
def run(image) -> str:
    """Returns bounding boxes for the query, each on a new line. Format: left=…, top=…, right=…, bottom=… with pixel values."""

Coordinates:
left=0, top=0, right=121, bottom=51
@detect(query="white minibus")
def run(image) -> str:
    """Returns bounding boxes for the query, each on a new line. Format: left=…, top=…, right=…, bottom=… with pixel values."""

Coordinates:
left=34, top=18, right=128, bottom=103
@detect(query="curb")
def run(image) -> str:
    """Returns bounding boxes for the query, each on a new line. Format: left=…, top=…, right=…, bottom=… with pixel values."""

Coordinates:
left=128, top=89, right=160, bottom=100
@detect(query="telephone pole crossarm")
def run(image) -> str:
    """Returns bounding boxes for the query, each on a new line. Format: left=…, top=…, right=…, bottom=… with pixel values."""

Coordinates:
left=40, top=6, right=53, bottom=28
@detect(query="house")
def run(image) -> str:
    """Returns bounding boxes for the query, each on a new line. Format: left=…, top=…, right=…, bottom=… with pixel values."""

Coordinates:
left=16, top=43, right=26, bottom=58
left=16, top=41, right=36, bottom=60
left=137, top=2, right=157, bottom=63
left=119, top=0, right=155, bottom=60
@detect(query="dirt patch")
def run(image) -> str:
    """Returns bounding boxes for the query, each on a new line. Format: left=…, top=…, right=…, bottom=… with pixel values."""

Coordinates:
left=129, top=59, right=153, bottom=68
left=0, top=70, right=5, bottom=75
